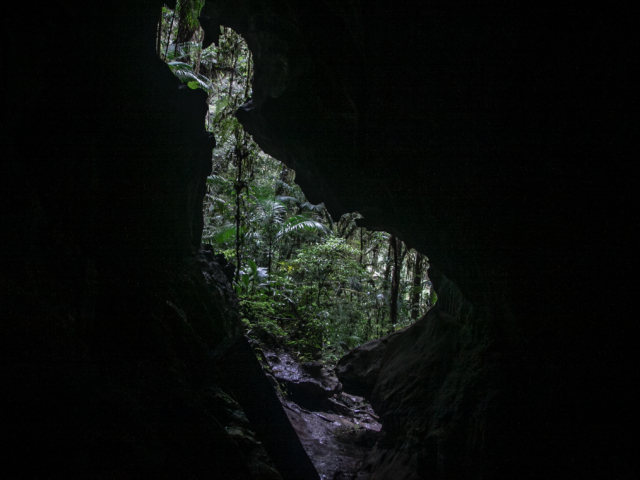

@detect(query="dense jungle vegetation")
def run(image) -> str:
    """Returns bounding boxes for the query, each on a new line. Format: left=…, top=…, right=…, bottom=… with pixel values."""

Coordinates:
left=158, top=1, right=436, bottom=363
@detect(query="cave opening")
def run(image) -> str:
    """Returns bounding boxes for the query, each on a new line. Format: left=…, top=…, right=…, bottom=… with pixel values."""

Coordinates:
left=3, top=1, right=635, bottom=479
left=156, top=8, right=441, bottom=477
left=158, top=8, right=436, bottom=359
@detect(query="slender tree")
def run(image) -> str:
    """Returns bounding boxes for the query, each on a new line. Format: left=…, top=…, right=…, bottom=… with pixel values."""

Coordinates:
left=389, top=235, right=400, bottom=332
left=156, top=7, right=163, bottom=58
left=233, top=146, right=247, bottom=280
left=410, top=251, right=424, bottom=320
left=163, top=6, right=178, bottom=60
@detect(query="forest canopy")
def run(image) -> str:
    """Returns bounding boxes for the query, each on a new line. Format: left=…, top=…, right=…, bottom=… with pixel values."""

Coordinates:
left=158, top=2, right=435, bottom=362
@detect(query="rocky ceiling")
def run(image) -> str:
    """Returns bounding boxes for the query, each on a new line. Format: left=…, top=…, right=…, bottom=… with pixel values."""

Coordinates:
left=1, top=0, right=636, bottom=478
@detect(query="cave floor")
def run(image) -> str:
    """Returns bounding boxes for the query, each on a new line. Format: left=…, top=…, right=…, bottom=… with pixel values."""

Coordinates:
left=282, top=393, right=380, bottom=480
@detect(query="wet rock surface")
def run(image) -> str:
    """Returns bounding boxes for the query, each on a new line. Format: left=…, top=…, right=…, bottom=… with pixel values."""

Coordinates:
left=259, top=342, right=341, bottom=411
left=214, top=335, right=320, bottom=480
left=250, top=334, right=381, bottom=480
left=335, top=329, right=406, bottom=399
left=282, top=394, right=381, bottom=480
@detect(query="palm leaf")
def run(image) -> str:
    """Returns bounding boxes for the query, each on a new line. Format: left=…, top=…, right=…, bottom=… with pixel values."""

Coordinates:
left=274, top=179, right=295, bottom=194
left=204, top=224, right=242, bottom=245
left=275, top=195, right=300, bottom=205
left=276, top=214, right=330, bottom=240
left=167, top=61, right=193, bottom=70
left=168, top=62, right=213, bottom=93
left=300, top=201, right=325, bottom=213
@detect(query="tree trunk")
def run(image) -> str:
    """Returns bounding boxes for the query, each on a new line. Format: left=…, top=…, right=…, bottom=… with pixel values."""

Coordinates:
left=371, top=243, right=379, bottom=271
left=194, top=29, right=203, bottom=74
left=227, top=38, right=239, bottom=105
left=383, top=236, right=392, bottom=287
left=267, top=233, right=273, bottom=276
left=410, top=251, right=423, bottom=321
left=389, top=235, right=400, bottom=333
left=163, top=7, right=178, bottom=60
left=156, top=7, right=163, bottom=58
left=176, top=0, right=199, bottom=46
left=244, top=50, right=252, bottom=100
left=275, top=164, right=291, bottom=196
left=234, top=149, right=244, bottom=282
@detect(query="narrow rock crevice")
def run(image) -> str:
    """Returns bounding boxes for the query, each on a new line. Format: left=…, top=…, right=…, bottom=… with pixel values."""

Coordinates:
left=248, top=330, right=382, bottom=480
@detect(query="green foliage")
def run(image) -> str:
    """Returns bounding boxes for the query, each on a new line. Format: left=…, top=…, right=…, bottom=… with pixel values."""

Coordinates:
left=158, top=13, right=435, bottom=363
left=277, top=213, right=330, bottom=240
left=167, top=61, right=213, bottom=93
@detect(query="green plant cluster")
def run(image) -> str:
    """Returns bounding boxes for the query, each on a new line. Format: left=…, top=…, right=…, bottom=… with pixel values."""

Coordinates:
left=158, top=12, right=436, bottom=363
left=233, top=232, right=435, bottom=363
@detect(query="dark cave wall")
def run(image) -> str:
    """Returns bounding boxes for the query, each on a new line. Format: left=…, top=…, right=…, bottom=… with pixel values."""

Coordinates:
left=1, top=0, right=637, bottom=478
left=2, top=2, right=318, bottom=478
left=203, top=0, right=637, bottom=477
left=2, top=1, right=242, bottom=476
left=361, top=272, right=563, bottom=479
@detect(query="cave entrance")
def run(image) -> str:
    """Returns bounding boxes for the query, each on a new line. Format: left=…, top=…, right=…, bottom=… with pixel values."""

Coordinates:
left=157, top=8, right=434, bottom=365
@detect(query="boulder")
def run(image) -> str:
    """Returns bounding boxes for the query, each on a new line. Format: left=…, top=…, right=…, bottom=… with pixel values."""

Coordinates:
left=213, top=336, right=320, bottom=480
left=357, top=276, right=525, bottom=480
left=264, top=348, right=341, bottom=410
left=336, top=329, right=407, bottom=399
